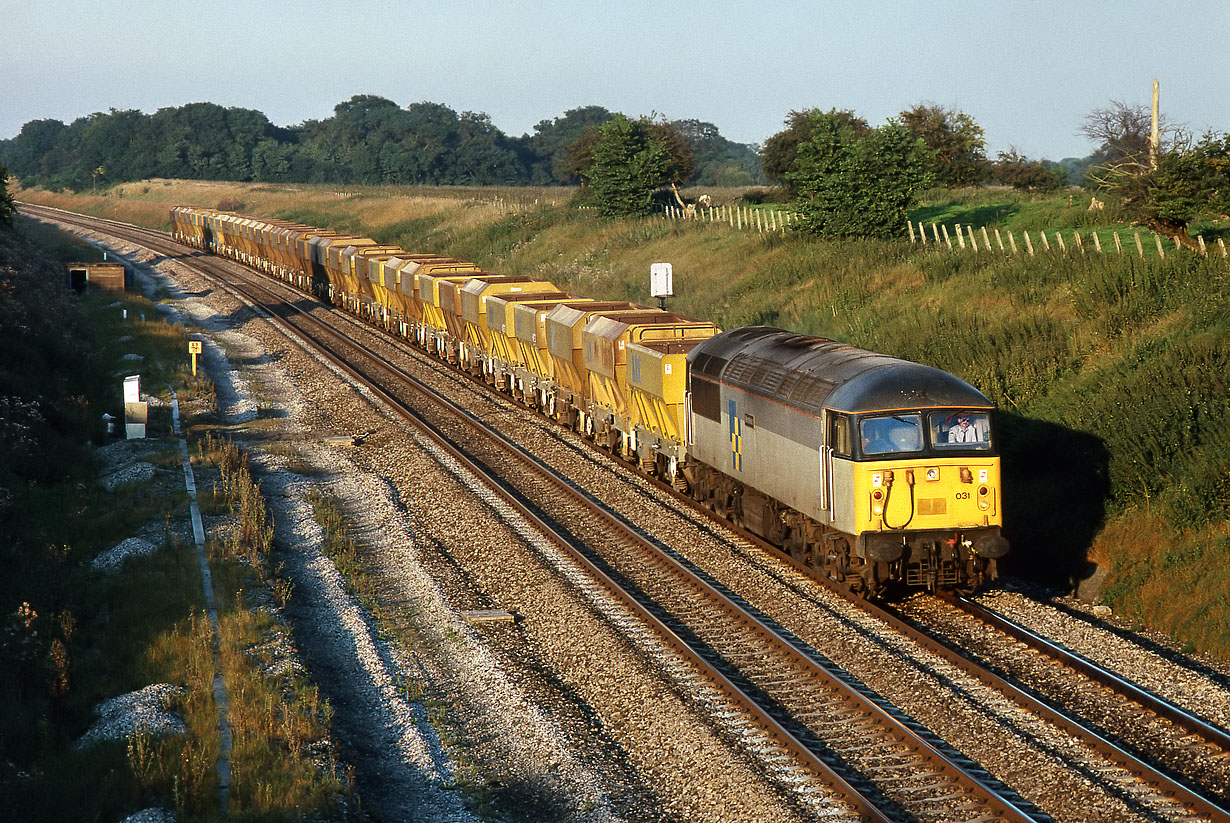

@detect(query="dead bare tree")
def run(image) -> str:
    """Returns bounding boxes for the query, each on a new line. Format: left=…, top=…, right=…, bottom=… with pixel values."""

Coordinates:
left=1081, top=100, right=1207, bottom=251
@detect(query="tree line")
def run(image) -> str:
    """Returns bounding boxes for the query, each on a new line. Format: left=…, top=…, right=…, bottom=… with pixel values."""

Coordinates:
left=4, top=95, right=1226, bottom=246
left=0, top=96, right=763, bottom=191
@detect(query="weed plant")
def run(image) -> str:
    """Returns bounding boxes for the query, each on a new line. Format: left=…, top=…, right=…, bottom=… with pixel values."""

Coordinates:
left=1, top=219, right=348, bottom=820
left=197, top=434, right=349, bottom=817
left=19, top=180, right=1230, bottom=659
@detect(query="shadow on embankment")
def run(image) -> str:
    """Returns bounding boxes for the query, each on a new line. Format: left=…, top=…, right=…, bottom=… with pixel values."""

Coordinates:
left=997, top=412, right=1110, bottom=594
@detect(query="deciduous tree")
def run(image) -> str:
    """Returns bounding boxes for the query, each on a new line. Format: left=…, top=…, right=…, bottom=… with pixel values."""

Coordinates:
left=518, top=106, right=613, bottom=184
left=761, top=108, right=869, bottom=189
left=990, top=149, right=1066, bottom=191
left=582, top=114, right=672, bottom=217
left=1091, top=131, right=1230, bottom=249
left=1080, top=100, right=1166, bottom=166
left=787, top=113, right=929, bottom=238
left=898, top=103, right=988, bottom=186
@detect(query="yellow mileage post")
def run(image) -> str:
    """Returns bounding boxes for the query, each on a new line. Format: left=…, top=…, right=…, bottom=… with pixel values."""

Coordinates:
left=188, top=340, right=203, bottom=376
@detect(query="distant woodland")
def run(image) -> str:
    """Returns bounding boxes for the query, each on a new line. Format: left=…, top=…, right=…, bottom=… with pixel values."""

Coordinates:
left=0, top=96, right=765, bottom=191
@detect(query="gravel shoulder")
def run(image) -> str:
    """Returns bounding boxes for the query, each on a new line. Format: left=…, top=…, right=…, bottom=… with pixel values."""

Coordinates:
left=68, top=226, right=815, bottom=822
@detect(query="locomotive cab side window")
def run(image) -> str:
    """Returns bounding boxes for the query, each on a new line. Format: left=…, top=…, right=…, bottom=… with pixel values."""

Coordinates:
left=827, top=413, right=852, bottom=457
left=932, top=410, right=992, bottom=450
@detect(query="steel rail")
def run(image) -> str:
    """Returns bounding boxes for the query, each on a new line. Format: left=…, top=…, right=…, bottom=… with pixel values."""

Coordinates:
left=36, top=201, right=1220, bottom=820
left=217, top=249, right=1027, bottom=823
left=945, top=593, right=1230, bottom=755
left=23, top=204, right=895, bottom=822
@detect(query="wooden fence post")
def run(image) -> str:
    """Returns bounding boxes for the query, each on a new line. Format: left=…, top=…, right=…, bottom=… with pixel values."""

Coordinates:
left=1135, top=232, right=1144, bottom=257
left=941, top=224, right=952, bottom=249
left=1008, top=230, right=1018, bottom=253
left=931, top=223, right=941, bottom=244
left=1114, top=231, right=1122, bottom=254
left=1055, top=232, right=1066, bottom=252
left=955, top=224, right=966, bottom=249
left=966, top=226, right=978, bottom=251
left=1073, top=232, right=1083, bottom=253
left=1039, top=231, right=1050, bottom=251
left=1198, top=236, right=1206, bottom=254
left=1155, top=235, right=1165, bottom=258
left=918, top=222, right=927, bottom=245
left=1091, top=231, right=1102, bottom=253
left=994, top=228, right=1005, bottom=252
left=1172, top=236, right=1182, bottom=252
left=908, top=221, right=916, bottom=242
left=1023, top=230, right=1034, bottom=256
left=1220, top=238, right=1228, bottom=258
left=981, top=226, right=992, bottom=251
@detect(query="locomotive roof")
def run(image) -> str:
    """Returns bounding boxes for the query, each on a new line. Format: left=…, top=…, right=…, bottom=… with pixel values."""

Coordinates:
left=688, top=327, right=993, bottom=415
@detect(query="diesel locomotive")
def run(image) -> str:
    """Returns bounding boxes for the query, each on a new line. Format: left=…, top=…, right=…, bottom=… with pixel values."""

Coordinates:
left=170, top=206, right=1008, bottom=596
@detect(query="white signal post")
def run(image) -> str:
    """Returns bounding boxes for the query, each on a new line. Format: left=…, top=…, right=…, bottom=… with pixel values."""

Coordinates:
left=650, top=262, right=673, bottom=310
left=188, top=340, right=202, bottom=376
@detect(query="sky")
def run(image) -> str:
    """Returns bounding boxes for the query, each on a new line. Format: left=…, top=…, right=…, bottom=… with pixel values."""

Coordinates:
left=5, top=0, right=1229, bottom=162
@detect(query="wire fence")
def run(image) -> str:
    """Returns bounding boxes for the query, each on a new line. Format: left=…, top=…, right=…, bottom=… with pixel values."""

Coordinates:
left=657, top=201, right=1228, bottom=258
left=658, top=203, right=800, bottom=233
left=907, top=221, right=1228, bottom=259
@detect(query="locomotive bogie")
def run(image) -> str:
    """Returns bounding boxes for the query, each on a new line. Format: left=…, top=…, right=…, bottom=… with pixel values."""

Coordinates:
left=170, top=206, right=1007, bottom=595
left=686, top=327, right=1008, bottom=593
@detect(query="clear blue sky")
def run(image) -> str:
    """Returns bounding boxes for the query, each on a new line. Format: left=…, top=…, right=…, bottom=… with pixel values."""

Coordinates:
left=5, top=0, right=1228, bottom=161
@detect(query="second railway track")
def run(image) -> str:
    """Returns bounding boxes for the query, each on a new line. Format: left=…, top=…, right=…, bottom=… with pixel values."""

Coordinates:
left=24, top=202, right=1230, bottom=823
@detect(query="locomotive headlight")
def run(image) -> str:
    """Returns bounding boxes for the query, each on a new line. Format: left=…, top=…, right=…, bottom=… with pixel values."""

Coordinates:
left=925, top=467, right=939, bottom=482
left=978, top=486, right=990, bottom=510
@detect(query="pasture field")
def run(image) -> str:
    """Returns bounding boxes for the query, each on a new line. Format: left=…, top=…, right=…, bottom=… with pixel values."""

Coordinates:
left=15, top=179, right=1230, bottom=661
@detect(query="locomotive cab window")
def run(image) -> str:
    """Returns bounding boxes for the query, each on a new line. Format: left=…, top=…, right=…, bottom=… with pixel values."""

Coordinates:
left=932, top=410, right=992, bottom=450
left=827, top=413, right=852, bottom=457
left=860, top=414, right=924, bottom=456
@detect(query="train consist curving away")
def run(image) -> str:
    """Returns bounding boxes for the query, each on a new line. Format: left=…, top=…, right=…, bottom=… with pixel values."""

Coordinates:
left=171, top=207, right=1008, bottom=596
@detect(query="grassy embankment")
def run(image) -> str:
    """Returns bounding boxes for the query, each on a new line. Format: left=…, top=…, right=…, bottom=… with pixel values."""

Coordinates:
left=16, top=180, right=1230, bottom=660
left=0, top=217, right=349, bottom=820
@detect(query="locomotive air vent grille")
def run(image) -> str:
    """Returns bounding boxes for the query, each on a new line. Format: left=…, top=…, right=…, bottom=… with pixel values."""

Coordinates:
left=725, top=355, right=792, bottom=394
left=787, top=374, right=838, bottom=414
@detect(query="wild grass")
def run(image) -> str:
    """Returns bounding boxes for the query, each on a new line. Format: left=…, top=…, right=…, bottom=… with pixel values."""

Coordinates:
left=1, top=218, right=349, bottom=820
left=196, top=434, right=350, bottom=818
left=20, top=180, right=1230, bottom=660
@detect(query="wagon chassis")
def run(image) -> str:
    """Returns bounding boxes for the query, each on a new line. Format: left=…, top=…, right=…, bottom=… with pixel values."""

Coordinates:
left=26, top=203, right=1230, bottom=822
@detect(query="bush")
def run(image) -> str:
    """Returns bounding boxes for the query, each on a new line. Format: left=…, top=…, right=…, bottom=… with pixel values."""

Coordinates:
left=788, top=114, right=930, bottom=238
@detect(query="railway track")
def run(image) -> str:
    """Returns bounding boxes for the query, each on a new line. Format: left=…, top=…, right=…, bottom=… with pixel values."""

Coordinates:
left=25, top=202, right=1230, bottom=822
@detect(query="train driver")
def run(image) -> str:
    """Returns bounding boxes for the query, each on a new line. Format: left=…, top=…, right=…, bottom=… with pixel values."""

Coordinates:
left=948, top=414, right=981, bottom=444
